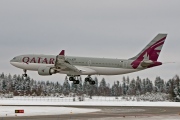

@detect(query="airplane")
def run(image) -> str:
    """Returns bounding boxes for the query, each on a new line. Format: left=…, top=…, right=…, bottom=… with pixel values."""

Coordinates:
left=10, top=33, right=167, bottom=85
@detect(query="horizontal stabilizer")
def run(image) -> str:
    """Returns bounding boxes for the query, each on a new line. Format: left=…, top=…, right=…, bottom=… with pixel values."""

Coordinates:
left=141, top=60, right=162, bottom=68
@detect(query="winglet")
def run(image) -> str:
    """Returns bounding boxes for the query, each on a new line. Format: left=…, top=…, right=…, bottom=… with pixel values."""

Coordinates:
left=59, top=50, right=65, bottom=55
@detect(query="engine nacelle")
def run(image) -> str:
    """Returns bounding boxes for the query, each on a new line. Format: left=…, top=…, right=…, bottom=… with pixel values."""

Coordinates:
left=38, top=66, right=56, bottom=76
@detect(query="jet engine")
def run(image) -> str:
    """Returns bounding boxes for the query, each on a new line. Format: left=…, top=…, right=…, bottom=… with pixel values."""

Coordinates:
left=38, top=66, right=56, bottom=76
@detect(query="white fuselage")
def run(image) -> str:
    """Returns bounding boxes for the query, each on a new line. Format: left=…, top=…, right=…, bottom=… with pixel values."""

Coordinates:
left=10, top=55, right=144, bottom=76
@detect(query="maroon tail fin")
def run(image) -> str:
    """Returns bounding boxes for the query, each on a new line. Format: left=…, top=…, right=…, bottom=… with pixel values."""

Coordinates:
left=59, top=50, right=65, bottom=55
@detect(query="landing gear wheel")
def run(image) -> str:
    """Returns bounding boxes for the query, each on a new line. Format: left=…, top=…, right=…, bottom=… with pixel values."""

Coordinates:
left=23, top=70, right=28, bottom=78
left=68, top=76, right=80, bottom=84
left=85, top=77, right=90, bottom=82
left=89, top=80, right=95, bottom=85
left=85, top=76, right=95, bottom=85
left=73, top=80, right=80, bottom=84
left=69, top=77, right=75, bottom=81
left=23, top=74, right=28, bottom=77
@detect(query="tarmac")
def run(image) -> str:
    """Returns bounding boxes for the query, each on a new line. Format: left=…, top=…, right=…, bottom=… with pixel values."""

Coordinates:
left=1, top=106, right=180, bottom=120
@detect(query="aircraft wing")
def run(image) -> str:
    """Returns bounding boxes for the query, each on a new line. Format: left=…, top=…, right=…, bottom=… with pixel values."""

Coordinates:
left=54, top=50, right=81, bottom=73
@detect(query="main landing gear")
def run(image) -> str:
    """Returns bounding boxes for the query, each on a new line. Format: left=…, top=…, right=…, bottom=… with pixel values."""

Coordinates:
left=22, top=69, right=28, bottom=77
left=68, top=75, right=96, bottom=85
left=69, top=76, right=80, bottom=84
left=85, top=75, right=96, bottom=85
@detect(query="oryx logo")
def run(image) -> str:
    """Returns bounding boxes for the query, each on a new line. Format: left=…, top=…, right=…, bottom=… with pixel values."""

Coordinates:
left=131, top=36, right=166, bottom=69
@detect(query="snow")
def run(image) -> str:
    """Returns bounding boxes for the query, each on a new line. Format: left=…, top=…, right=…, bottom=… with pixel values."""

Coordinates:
left=0, top=96, right=180, bottom=107
left=0, top=106, right=100, bottom=117
left=0, top=96, right=180, bottom=117
left=0, top=100, right=180, bottom=107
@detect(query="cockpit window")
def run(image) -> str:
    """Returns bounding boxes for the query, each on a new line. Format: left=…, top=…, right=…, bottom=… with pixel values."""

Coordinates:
left=13, top=57, right=16, bottom=60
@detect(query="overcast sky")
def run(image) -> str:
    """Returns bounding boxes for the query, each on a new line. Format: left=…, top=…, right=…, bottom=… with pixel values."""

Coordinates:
left=0, top=0, right=179, bottom=84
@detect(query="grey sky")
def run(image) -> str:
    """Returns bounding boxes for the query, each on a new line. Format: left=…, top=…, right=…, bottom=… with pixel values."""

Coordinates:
left=0, top=0, right=179, bottom=84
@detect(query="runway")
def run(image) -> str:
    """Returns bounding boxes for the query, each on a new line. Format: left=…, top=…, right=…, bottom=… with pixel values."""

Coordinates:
left=1, top=106, right=180, bottom=120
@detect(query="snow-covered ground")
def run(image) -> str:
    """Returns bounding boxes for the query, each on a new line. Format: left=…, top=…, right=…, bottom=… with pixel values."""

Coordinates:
left=0, top=96, right=180, bottom=118
left=0, top=106, right=100, bottom=117
left=1, top=99, right=180, bottom=107
left=0, top=96, right=180, bottom=107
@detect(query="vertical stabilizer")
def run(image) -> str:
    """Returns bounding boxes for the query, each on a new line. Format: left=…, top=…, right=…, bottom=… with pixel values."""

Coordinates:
left=129, top=34, right=167, bottom=69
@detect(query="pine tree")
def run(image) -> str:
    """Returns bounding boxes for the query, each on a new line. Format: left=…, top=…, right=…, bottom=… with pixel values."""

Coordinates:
left=25, top=77, right=30, bottom=92
left=77, top=77, right=83, bottom=95
left=173, top=75, right=180, bottom=101
left=92, top=77, right=98, bottom=96
left=116, top=81, right=120, bottom=96
left=71, top=82, right=77, bottom=93
left=122, top=76, right=127, bottom=95
left=54, top=81, right=60, bottom=93
left=83, top=78, right=91, bottom=95
left=141, top=79, right=146, bottom=94
left=166, top=79, right=174, bottom=100
left=126, top=76, right=130, bottom=85
left=50, top=82, right=55, bottom=94
left=127, top=79, right=136, bottom=95
left=145, top=78, right=153, bottom=93
left=111, top=82, right=116, bottom=96
left=82, top=79, right=88, bottom=94
left=0, top=73, right=5, bottom=79
left=99, top=78, right=107, bottom=96
left=0, top=78, right=2, bottom=92
left=106, top=83, right=111, bottom=96
left=111, top=81, right=120, bottom=96
left=62, top=77, right=70, bottom=95
left=154, top=76, right=165, bottom=93
left=8, top=74, right=12, bottom=80
left=2, top=79, right=7, bottom=92
left=119, top=84, right=123, bottom=96
left=136, top=76, right=142, bottom=95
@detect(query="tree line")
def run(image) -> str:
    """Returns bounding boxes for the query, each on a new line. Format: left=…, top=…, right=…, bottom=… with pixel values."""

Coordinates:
left=0, top=73, right=179, bottom=101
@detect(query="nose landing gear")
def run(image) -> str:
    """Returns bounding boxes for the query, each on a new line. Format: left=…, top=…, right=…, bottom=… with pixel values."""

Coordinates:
left=22, top=70, right=28, bottom=77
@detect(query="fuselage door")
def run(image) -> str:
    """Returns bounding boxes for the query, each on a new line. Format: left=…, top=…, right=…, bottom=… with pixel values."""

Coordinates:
left=123, top=61, right=128, bottom=68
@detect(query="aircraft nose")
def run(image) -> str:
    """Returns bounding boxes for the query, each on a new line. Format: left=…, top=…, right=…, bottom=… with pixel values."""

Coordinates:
left=10, top=59, right=13, bottom=62
left=10, top=59, right=14, bottom=65
left=10, top=57, right=17, bottom=64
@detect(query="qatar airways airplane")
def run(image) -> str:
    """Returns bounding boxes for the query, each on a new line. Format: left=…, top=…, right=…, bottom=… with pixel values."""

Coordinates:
left=10, top=34, right=167, bottom=85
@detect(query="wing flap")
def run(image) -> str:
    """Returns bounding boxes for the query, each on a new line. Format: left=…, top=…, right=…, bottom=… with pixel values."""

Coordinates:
left=55, top=54, right=81, bottom=73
